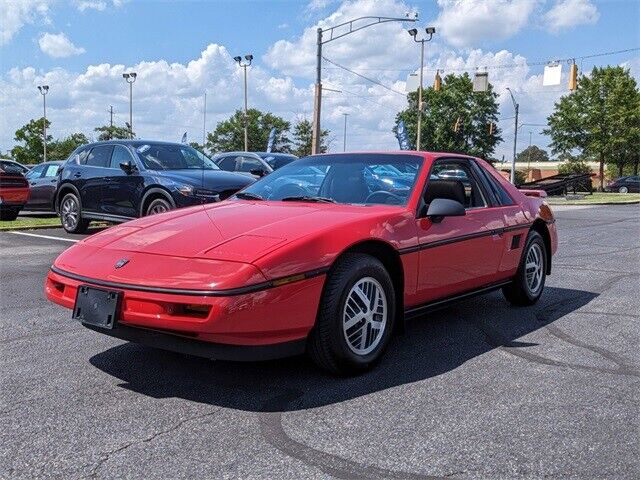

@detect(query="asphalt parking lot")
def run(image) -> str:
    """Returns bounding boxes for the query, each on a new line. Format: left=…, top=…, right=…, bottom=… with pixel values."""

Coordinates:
left=1, top=204, right=638, bottom=479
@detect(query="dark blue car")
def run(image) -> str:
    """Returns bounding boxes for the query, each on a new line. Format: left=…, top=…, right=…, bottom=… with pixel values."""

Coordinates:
left=55, top=140, right=253, bottom=233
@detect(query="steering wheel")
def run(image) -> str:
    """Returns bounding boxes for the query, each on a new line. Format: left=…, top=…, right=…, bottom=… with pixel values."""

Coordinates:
left=364, top=190, right=404, bottom=204
left=273, top=182, right=308, bottom=199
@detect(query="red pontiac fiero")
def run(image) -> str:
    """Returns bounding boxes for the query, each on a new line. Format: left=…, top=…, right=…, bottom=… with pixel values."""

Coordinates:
left=46, top=152, right=557, bottom=374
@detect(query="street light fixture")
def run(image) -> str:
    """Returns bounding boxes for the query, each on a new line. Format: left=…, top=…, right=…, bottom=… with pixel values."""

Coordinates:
left=37, top=85, right=49, bottom=162
left=122, top=72, right=137, bottom=139
left=311, top=15, right=418, bottom=154
left=409, top=26, right=436, bottom=151
left=234, top=54, right=253, bottom=152
left=506, top=87, right=519, bottom=184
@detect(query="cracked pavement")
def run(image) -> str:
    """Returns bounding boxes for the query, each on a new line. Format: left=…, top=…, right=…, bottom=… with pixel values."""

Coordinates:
left=1, top=204, right=639, bottom=479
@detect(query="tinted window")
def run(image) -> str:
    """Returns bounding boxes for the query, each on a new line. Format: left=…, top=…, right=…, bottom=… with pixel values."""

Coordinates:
left=235, top=156, right=263, bottom=173
left=85, top=146, right=113, bottom=167
left=429, top=160, right=486, bottom=208
left=135, top=143, right=219, bottom=170
left=218, top=157, right=236, bottom=171
left=110, top=145, right=133, bottom=169
left=43, top=164, right=60, bottom=177
left=0, top=161, right=26, bottom=175
left=25, top=164, right=46, bottom=179
left=475, top=163, right=514, bottom=206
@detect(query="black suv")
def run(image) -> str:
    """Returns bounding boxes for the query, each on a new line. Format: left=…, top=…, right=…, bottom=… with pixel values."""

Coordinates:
left=56, top=140, right=253, bottom=233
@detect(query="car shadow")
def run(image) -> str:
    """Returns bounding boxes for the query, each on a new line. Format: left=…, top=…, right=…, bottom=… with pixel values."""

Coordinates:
left=89, top=286, right=597, bottom=412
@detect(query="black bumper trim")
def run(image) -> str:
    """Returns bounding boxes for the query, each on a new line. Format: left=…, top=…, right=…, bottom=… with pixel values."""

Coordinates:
left=50, top=265, right=329, bottom=297
left=83, top=323, right=307, bottom=361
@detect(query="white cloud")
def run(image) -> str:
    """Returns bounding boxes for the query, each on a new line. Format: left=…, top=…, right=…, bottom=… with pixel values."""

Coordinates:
left=76, top=1, right=107, bottom=12
left=38, top=32, right=86, bottom=58
left=0, top=0, right=51, bottom=45
left=435, top=0, right=540, bottom=47
left=544, top=0, right=599, bottom=33
left=306, top=0, right=335, bottom=11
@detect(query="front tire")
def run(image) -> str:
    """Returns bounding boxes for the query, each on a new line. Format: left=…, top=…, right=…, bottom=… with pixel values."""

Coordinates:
left=145, top=197, right=172, bottom=216
left=0, top=208, right=19, bottom=221
left=308, top=253, right=395, bottom=375
left=502, top=230, right=547, bottom=306
left=619, top=186, right=629, bottom=194
left=60, top=193, right=89, bottom=233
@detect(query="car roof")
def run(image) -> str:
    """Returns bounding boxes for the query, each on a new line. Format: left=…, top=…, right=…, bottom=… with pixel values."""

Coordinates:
left=80, top=139, right=193, bottom=149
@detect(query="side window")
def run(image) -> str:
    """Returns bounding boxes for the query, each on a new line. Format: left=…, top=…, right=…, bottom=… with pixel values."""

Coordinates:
left=236, top=156, right=262, bottom=173
left=25, top=164, right=46, bottom=179
left=217, top=156, right=235, bottom=171
left=1, top=161, right=26, bottom=175
left=110, top=145, right=133, bottom=169
left=85, top=146, right=113, bottom=167
left=475, top=163, right=515, bottom=206
left=428, top=160, right=486, bottom=209
left=43, top=164, right=60, bottom=177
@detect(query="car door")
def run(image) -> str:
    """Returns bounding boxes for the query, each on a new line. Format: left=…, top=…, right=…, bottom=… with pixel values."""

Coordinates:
left=80, top=145, right=113, bottom=213
left=100, top=145, right=143, bottom=218
left=413, top=158, right=506, bottom=304
left=24, top=164, right=47, bottom=209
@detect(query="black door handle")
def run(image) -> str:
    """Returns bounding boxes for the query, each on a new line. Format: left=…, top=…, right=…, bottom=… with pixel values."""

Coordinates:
left=73, top=172, right=82, bottom=178
left=30, top=182, right=37, bottom=186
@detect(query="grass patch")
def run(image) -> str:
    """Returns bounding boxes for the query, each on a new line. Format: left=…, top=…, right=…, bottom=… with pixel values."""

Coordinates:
left=546, top=192, right=640, bottom=205
left=0, top=216, right=62, bottom=231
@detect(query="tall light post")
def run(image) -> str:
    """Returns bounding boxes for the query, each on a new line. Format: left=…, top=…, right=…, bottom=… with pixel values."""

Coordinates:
left=408, top=26, right=435, bottom=151
left=311, top=15, right=417, bottom=155
left=234, top=54, right=253, bottom=152
left=506, top=87, right=519, bottom=184
left=122, top=72, right=137, bottom=139
left=37, top=85, right=49, bottom=162
left=342, top=113, right=349, bottom=152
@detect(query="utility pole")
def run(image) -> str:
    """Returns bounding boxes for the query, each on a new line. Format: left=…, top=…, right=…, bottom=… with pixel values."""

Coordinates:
left=311, top=15, right=417, bottom=155
left=37, top=85, right=49, bottom=162
left=122, top=72, right=137, bottom=139
left=203, top=92, right=207, bottom=149
left=506, top=87, right=519, bottom=184
left=342, top=113, right=349, bottom=152
left=234, top=55, right=253, bottom=152
left=109, top=106, right=114, bottom=127
left=408, top=27, right=436, bottom=151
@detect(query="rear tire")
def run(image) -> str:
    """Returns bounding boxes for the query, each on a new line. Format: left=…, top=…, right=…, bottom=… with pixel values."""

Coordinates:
left=145, top=197, right=172, bottom=216
left=60, top=193, right=89, bottom=234
left=619, top=186, right=628, bottom=194
left=308, top=253, right=395, bottom=375
left=0, top=208, right=19, bottom=221
left=502, top=230, right=547, bottom=306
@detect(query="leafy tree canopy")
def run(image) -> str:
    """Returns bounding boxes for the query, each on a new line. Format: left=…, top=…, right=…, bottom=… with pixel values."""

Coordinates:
left=544, top=66, right=640, bottom=189
left=290, top=117, right=330, bottom=157
left=394, top=73, right=502, bottom=158
left=516, top=145, right=549, bottom=163
left=94, top=123, right=133, bottom=141
left=48, top=133, right=89, bottom=160
left=11, top=118, right=52, bottom=164
left=206, top=109, right=291, bottom=154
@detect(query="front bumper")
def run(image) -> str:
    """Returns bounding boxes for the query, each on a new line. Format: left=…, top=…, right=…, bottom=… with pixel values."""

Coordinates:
left=45, top=267, right=325, bottom=350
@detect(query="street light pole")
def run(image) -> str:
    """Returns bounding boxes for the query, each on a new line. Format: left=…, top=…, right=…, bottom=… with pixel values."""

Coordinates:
left=37, top=85, right=49, bottom=162
left=311, top=15, right=418, bottom=155
left=234, top=55, right=253, bottom=152
left=506, top=87, right=519, bottom=184
left=342, top=113, right=349, bottom=152
left=203, top=91, right=207, bottom=149
left=408, top=27, right=435, bottom=151
left=122, top=72, right=137, bottom=139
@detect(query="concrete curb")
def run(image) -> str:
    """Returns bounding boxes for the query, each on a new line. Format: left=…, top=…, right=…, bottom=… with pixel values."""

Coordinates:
left=0, top=223, right=62, bottom=231
left=547, top=201, right=640, bottom=206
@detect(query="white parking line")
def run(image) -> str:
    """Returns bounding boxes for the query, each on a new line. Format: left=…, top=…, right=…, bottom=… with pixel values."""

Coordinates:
left=5, top=231, right=78, bottom=243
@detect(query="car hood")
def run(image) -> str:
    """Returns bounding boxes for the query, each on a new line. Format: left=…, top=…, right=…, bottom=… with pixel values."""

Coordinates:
left=157, top=169, right=254, bottom=191
left=78, top=200, right=394, bottom=265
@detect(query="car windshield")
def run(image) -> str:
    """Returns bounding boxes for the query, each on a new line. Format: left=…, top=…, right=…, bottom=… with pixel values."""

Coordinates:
left=134, top=143, right=220, bottom=171
left=237, top=153, right=423, bottom=206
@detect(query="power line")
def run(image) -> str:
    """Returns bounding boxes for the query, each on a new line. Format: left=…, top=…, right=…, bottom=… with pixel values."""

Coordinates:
left=322, top=56, right=406, bottom=96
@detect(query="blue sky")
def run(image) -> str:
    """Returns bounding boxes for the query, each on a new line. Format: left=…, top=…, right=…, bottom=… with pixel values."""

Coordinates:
left=1, top=0, right=639, bottom=157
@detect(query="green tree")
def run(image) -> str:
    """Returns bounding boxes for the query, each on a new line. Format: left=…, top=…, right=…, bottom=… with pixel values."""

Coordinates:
left=94, top=123, right=133, bottom=141
left=206, top=109, right=291, bottom=154
left=290, top=117, right=330, bottom=157
left=544, top=66, right=640, bottom=190
left=516, top=145, right=549, bottom=163
left=394, top=73, right=502, bottom=158
left=557, top=152, right=593, bottom=175
left=11, top=118, right=51, bottom=164
left=48, top=133, right=89, bottom=160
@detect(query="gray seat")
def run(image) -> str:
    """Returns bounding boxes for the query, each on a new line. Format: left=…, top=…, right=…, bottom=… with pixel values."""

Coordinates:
left=319, top=164, right=369, bottom=203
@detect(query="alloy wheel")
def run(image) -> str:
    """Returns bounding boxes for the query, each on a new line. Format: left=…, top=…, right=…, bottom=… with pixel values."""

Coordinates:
left=525, top=243, right=544, bottom=295
left=619, top=186, right=628, bottom=194
left=148, top=202, right=169, bottom=215
left=342, top=277, right=388, bottom=355
left=61, top=197, right=78, bottom=230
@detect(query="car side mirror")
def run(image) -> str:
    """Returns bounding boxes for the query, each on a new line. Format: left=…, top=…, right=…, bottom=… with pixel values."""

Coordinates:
left=250, top=168, right=267, bottom=177
left=119, top=161, right=136, bottom=175
left=425, top=198, right=465, bottom=223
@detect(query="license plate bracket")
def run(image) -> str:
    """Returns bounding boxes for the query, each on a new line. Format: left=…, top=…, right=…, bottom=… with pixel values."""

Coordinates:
left=73, top=285, right=121, bottom=329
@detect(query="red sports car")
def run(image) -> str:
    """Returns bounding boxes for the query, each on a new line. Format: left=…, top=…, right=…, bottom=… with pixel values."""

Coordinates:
left=0, top=167, right=30, bottom=221
left=46, top=152, right=557, bottom=374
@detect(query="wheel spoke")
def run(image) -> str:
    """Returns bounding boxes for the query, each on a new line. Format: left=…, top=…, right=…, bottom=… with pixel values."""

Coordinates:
left=342, top=277, right=388, bottom=356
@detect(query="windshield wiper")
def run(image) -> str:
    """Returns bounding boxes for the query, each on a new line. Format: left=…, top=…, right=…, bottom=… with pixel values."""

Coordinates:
left=281, top=196, right=336, bottom=204
left=235, top=192, right=264, bottom=201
